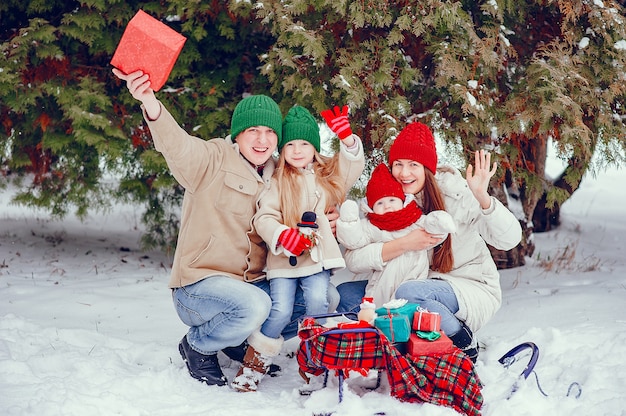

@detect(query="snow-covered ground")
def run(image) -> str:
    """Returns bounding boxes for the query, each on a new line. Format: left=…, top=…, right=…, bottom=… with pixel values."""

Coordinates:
left=1, top=161, right=625, bottom=415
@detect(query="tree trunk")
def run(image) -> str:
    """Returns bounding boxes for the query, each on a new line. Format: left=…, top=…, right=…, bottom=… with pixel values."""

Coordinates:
left=487, top=130, right=549, bottom=269
left=532, top=165, right=582, bottom=232
left=488, top=183, right=532, bottom=269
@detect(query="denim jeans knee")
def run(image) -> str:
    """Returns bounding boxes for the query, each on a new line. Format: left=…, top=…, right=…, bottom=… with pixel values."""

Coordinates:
left=300, top=269, right=331, bottom=316
left=394, top=279, right=461, bottom=334
left=255, top=275, right=337, bottom=340
left=261, top=278, right=298, bottom=339
left=172, top=275, right=271, bottom=354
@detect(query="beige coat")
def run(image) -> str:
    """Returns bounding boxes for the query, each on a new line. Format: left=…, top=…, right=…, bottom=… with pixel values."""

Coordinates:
left=344, top=166, right=522, bottom=332
left=254, top=136, right=365, bottom=279
left=144, top=103, right=275, bottom=288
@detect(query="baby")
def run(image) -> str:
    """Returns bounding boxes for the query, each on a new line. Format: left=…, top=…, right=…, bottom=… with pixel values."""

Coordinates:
left=337, top=163, right=456, bottom=306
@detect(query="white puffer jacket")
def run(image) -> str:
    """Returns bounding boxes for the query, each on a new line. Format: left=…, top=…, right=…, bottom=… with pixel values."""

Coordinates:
left=337, top=199, right=456, bottom=307
left=343, top=166, right=522, bottom=332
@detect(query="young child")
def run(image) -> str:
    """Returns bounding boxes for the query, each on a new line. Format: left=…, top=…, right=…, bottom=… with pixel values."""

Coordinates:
left=231, top=105, right=365, bottom=392
left=337, top=163, right=456, bottom=306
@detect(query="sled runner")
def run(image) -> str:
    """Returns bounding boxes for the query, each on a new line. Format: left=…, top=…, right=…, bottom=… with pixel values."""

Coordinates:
left=497, top=341, right=582, bottom=399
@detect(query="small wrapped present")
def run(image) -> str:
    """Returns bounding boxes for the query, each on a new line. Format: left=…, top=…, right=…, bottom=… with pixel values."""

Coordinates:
left=374, top=314, right=411, bottom=343
left=407, top=331, right=454, bottom=357
left=111, top=10, right=187, bottom=91
left=374, top=300, right=419, bottom=343
left=413, top=309, right=441, bottom=332
left=375, top=300, right=419, bottom=322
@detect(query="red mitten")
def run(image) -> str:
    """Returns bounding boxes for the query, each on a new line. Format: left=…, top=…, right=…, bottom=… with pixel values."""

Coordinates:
left=320, top=105, right=352, bottom=140
left=278, top=228, right=313, bottom=256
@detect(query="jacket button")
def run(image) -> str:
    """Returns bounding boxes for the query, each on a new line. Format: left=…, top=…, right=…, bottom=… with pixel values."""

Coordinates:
left=239, top=185, right=243, bottom=189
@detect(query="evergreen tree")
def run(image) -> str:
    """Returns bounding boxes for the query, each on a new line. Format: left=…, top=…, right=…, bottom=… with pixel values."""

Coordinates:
left=254, top=0, right=626, bottom=267
left=3, top=0, right=626, bottom=268
left=1, top=0, right=274, bottom=251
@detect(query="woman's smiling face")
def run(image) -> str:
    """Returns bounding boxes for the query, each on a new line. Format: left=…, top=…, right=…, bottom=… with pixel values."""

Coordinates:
left=390, top=159, right=426, bottom=195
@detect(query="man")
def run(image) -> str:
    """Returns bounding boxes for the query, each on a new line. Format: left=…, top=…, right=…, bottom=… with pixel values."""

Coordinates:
left=112, top=68, right=338, bottom=386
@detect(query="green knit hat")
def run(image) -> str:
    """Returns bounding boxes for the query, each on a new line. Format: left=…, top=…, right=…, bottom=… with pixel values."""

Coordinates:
left=280, top=106, right=321, bottom=152
left=230, top=95, right=283, bottom=142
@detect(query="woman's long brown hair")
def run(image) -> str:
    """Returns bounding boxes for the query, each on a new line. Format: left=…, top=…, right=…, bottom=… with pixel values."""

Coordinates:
left=275, top=151, right=346, bottom=228
left=422, top=169, right=454, bottom=273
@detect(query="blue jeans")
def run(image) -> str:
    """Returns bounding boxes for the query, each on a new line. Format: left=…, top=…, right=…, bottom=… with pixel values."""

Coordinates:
left=337, top=279, right=462, bottom=335
left=262, top=270, right=331, bottom=339
left=173, top=274, right=339, bottom=354
left=394, top=280, right=462, bottom=335
left=336, top=280, right=368, bottom=314
left=172, top=276, right=272, bottom=355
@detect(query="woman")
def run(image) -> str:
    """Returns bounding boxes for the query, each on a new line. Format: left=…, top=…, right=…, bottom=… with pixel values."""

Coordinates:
left=336, top=122, right=522, bottom=362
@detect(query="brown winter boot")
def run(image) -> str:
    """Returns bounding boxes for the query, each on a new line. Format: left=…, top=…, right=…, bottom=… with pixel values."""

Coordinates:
left=230, top=329, right=283, bottom=392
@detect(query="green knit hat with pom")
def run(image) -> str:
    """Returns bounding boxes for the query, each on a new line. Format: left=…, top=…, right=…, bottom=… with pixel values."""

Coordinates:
left=280, top=106, right=321, bottom=152
left=230, top=95, right=283, bottom=142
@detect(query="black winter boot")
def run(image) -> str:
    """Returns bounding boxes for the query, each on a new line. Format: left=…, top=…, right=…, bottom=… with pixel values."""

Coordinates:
left=179, top=336, right=227, bottom=386
left=448, top=322, right=479, bottom=363
left=222, top=341, right=282, bottom=377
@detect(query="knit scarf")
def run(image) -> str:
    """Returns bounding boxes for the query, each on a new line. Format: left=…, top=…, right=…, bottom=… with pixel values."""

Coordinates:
left=368, top=200, right=423, bottom=232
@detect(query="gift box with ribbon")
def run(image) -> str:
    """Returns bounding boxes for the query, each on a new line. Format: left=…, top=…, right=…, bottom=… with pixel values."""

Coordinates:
left=111, top=10, right=187, bottom=91
left=375, top=302, right=419, bottom=322
left=374, top=314, right=411, bottom=343
left=407, top=331, right=454, bottom=357
left=374, top=301, right=418, bottom=343
left=413, top=309, right=442, bottom=332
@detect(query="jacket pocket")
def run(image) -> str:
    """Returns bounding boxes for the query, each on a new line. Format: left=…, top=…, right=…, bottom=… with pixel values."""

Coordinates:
left=219, top=172, right=258, bottom=217
left=188, top=235, right=214, bottom=267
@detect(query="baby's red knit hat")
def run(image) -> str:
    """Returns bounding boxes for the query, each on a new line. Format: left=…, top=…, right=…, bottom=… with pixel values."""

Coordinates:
left=388, top=122, right=438, bottom=173
left=366, top=163, right=405, bottom=209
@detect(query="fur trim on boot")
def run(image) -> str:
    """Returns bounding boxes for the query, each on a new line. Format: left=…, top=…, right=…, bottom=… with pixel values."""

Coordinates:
left=231, top=330, right=283, bottom=392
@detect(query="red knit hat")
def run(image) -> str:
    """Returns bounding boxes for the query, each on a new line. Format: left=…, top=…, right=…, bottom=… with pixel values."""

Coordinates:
left=388, top=122, right=438, bottom=173
left=366, top=163, right=405, bottom=209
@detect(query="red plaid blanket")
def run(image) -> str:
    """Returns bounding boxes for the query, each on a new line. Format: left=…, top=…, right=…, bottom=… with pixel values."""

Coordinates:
left=297, top=318, right=483, bottom=416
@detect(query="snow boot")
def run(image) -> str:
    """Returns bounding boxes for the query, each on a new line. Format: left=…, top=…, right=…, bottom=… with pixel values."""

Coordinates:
left=222, top=341, right=282, bottom=376
left=448, top=322, right=479, bottom=363
left=179, top=336, right=227, bottom=386
left=231, top=330, right=283, bottom=392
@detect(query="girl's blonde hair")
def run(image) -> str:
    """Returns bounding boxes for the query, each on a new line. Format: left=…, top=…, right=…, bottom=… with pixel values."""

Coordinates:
left=275, top=150, right=346, bottom=228
left=422, top=169, right=454, bottom=273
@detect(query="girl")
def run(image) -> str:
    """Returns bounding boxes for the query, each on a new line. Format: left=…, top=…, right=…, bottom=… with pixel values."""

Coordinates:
left=231, top=105, right=365, bottom=391
left=337, top=122, right=522, bottom=362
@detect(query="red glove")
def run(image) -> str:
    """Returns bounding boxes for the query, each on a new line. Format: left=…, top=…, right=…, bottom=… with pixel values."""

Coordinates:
left=278, top=228, right=313, bottom=256
left=320, top=105, right=352, bottom=140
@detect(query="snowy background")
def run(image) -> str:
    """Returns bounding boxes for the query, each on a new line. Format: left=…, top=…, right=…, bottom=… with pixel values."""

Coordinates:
left=1, top=150, right=625, bottom=416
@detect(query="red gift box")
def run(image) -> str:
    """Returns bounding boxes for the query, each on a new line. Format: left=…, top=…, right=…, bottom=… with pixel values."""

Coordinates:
left=111, top=10, right=186, bottom=91
left=407, top=332, right=454, bottom=357
left=412, top=310, right=441, bottom=332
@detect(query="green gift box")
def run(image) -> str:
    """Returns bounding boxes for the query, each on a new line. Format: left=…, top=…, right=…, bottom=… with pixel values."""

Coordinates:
left=374, top=303, right=418, bottom=343
left=375, top=302, right=419, bottom=321
left=374, top=314, right=411, bottom=343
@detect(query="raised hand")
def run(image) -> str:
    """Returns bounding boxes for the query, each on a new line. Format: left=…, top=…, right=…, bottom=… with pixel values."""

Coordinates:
left=466, top=149, right=497, bottom=209
left=112, top=69, right=160, bottom=120
left=320, top=105, right=352, bottom=140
